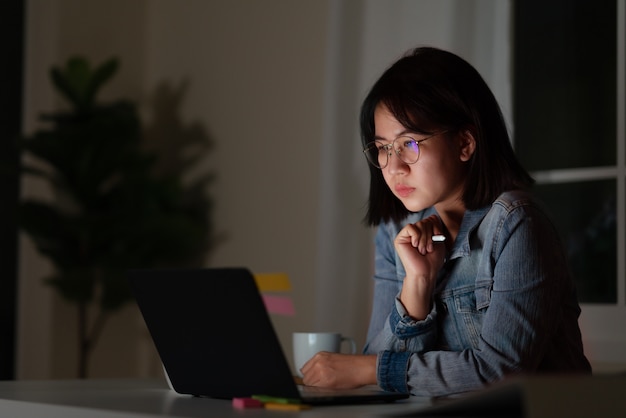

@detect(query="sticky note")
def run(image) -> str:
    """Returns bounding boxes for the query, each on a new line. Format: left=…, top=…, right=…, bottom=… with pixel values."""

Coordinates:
left=265, top=402, right=311, bottom=411
left=252, top=395, right=300, bottom=404
left=232, top=397, right=264, bottom=409
left=254, top=273, right=291, bottom=292
left=262, top=295, right=296, bottom=316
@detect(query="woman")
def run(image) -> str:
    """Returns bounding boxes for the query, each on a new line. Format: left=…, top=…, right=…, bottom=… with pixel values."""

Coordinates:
left=300, top=47, right=591, bottom=397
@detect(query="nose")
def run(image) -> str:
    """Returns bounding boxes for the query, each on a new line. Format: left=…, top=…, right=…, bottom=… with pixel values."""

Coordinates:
left=386, top=148, right=408, bottom=173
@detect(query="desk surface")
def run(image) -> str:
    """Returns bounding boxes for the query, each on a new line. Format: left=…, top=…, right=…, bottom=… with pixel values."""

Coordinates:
left=3, top=375, right=625, bottom=418
left=0, top=378, right=432, bottom=418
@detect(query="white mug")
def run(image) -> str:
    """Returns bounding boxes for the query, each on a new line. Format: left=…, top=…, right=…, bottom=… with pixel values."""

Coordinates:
left=292, top=332, right=357, bottom=377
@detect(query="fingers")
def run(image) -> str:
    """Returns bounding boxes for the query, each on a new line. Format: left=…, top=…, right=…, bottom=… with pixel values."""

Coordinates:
left=300, top=352, right=337, bottom=387
left=396, top=215, right=444, bottom=255
left=300, top=353, right=377, bottom=389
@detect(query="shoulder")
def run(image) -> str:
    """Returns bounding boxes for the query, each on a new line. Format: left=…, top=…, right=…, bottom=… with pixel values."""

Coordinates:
left=480, top=189, right=559, bottom=246
left=487, top=190, right=554, bottom=225
left=464, top=190, right=546, bottom=238
left=492, top=189, right=543, bottom=212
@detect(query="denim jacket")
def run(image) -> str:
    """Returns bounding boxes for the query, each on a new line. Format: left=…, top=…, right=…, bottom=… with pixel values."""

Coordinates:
left=363, top=190, right=591, bottom=397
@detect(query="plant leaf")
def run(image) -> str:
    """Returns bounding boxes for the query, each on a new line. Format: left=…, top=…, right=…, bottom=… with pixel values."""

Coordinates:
left=86, top=58, right=118, bottom=105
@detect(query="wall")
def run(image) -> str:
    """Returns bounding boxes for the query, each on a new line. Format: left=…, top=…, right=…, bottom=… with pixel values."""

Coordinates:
left=19, top=0, right=331, bottom=378
left=18, top=0, right=515, bottom=379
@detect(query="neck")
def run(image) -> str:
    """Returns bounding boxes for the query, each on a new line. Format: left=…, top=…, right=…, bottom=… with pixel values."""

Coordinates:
left=435, top=203, right=466, bottom=242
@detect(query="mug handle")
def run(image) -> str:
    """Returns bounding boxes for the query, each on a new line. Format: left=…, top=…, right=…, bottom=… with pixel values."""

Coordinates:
left=341, top=336, right=357, bottom=354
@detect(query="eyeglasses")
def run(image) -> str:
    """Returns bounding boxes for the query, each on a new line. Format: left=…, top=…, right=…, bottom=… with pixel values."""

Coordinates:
left=363, top=131, right=448, bottom=169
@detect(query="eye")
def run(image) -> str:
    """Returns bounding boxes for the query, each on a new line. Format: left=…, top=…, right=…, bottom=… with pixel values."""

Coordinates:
left=398, top=137, right=418, bottom=151
left=377, top=142, right=392, bottom=154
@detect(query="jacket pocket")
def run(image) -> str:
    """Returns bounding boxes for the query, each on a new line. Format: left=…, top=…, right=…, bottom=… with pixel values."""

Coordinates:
left=451, top=282, right=492, bottom=349
left=474, top=280, right=493, bottom=311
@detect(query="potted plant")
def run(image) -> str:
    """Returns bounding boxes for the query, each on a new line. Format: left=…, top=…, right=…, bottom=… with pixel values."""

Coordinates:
left=18, top=56, right=213, bottom=378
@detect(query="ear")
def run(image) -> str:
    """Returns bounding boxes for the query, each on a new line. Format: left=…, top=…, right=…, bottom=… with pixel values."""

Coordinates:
left=458, top=129, right=476, bottom=162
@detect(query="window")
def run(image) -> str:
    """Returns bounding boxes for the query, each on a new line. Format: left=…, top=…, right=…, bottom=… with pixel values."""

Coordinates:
left=514, top=0, right=626, bottom=366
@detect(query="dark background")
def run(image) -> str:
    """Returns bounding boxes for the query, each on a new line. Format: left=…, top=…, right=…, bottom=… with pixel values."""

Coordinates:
left=0, top=0, right=24, bottom=380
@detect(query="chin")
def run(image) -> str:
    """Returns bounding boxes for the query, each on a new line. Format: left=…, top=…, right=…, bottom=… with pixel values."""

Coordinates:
left=400, top=199, right=429, bottom=213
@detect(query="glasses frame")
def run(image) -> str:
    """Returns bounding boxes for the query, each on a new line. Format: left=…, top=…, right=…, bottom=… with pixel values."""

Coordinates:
left=362, top=130, right=448, bottom=169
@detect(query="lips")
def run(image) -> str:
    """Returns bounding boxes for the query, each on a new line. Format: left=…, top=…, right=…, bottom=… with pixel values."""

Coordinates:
left=394, top=184, right=415, bottom=198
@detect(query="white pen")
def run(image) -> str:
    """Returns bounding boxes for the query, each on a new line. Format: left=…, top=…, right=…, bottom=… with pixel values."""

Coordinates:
left=431, top=234, right=446, bottom=242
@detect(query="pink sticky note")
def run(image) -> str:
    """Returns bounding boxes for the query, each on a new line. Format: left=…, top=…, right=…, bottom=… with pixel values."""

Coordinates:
left=262, top=295, right=296, bottom=316
left=232, top=397, right=263, bottom=409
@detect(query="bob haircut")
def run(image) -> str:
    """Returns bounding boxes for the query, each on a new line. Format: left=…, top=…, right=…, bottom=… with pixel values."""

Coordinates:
left=360, top=47, right=534, bottom=226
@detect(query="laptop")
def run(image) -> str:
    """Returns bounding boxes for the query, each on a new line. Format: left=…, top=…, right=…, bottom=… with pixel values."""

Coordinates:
left=127, top=267, right=409, bottom=405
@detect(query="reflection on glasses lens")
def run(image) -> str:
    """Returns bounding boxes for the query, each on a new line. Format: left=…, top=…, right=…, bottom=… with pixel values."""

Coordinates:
left=398, top=138, right=419, bottom=163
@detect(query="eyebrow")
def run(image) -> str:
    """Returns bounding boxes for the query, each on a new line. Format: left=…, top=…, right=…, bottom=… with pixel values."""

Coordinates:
left=373, top=130, right=424, bottom=142
left=374, top=129, right=417, bottom=141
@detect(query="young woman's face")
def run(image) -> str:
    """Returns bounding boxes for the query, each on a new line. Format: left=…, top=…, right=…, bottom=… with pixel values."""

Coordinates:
left=373, top=104, right=471, bottom=213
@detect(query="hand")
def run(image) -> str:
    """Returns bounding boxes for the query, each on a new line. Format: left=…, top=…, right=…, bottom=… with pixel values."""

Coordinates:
left=394, top=215, right=446, bottom=274
left=394, top=215, right=447, bottom=319
left=300, top=353, right=377, bottom=389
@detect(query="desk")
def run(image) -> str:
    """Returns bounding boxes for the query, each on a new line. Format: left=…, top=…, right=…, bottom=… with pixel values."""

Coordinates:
left=0, top=379, right=432, bottom=417
left=2, top=375, right=625, bottom=417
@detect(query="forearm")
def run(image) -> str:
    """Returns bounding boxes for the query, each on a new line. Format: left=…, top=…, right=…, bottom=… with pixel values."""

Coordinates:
left=399, top=274, right=434, bottom=320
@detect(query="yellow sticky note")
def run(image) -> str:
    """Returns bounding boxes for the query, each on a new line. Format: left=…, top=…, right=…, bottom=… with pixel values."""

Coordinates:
left=265, top=402, right=311, bottom=411
left=253, top=273, right=291, bottom=292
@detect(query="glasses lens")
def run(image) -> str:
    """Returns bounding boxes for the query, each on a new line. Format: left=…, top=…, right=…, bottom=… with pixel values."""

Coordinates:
left=397, top=137, right=419, bottom=164
left=364, top=141, right=387, bottom=168
left=363, top=137, right=423, bottom=168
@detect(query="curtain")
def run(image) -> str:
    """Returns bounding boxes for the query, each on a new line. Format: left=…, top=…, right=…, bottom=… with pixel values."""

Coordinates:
left=314, top=0, right=512, bottom=348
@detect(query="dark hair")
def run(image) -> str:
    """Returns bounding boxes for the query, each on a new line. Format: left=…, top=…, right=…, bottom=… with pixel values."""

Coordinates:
left=360, top=46, right=534, bottom=226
